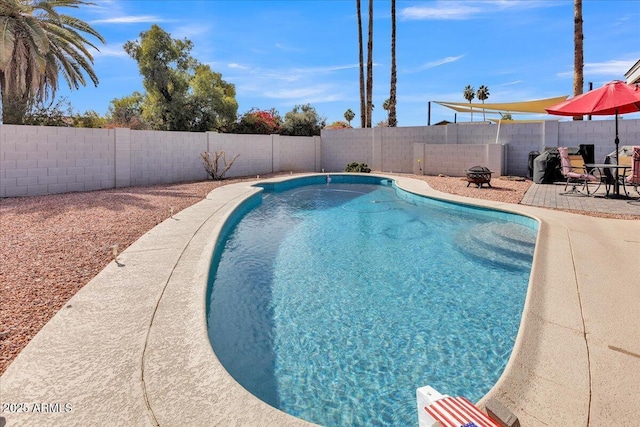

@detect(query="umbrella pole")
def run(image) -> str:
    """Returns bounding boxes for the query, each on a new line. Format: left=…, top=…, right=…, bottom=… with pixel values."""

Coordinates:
left=614, top=109, right=620, bottom=195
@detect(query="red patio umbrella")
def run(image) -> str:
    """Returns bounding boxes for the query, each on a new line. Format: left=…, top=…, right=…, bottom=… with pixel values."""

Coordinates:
left=545, top=80, right=640, bottom=165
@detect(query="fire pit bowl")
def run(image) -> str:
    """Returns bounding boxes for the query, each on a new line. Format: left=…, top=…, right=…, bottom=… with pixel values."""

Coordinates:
left=465, top=166, right=493, bottom=188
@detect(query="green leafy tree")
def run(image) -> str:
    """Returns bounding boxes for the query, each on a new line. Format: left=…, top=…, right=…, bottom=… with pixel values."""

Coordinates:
left=22, top=98, right=72, bottom=127
left=463, top=85, right=475, bottom=121
left=281, top=104, right=326, bottom=136
left=124, top=25, right=193, bottom=130
left=476, top=85, right=490, bottom=121
left=344, top=108, right=355, bottom=126
left=106, top=92, right=147, bottom=129
left=0, top=0, right=105, bottom=124
left=72, top=110, right=106, bottom=128
left=187, top=64, right=238, bottom=132
left=233, top=108, right=282, bottom=134
left=123, top=25, right=237, bottom=131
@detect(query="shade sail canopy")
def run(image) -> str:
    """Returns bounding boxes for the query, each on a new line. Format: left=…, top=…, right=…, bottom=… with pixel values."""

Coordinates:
left=545, top=81, right=640, bottom=116
left=435, top=96, right=568, bottom=115
left=487, top=118, right=555, bottom=124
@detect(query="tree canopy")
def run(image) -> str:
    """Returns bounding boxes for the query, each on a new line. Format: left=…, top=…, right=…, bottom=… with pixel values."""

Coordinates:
left=123, top=24, right=237, bottom=132
left=106, top=92, right=147, bottom=129
left=280, top=104, right=326, bottom=136
left=0, top=0, right=105, bottom=124
left=233, top=108, right=282, bottom=134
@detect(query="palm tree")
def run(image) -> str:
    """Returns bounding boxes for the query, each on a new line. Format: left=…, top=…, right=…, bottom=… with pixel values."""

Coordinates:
left=573, top=0, right=584, bottom=121
left=476, top=85, right=490, bottom=121
left=382, top=98, right=391, bottom=123
left=344, top=108, right=355, bottom=126
left=0, top=0, right=105, bottom=124
left=357, top=0, right=366, bottom=128
left=365, top=0, right=373, bottom=127
left=388, top=0, right=397, bottom=127
left=463, top=85, right=475, bottom=121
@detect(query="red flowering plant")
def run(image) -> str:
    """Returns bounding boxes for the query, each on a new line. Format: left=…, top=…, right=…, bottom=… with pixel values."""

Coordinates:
left=234, top=108, right=283, bottom=134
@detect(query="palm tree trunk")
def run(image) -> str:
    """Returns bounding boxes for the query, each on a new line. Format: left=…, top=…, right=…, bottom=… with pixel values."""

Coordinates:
left=0, top=73, right=28, bottom=125
left=366, top=0, right=373, bottom=128
left=388, top=0, right=397, bottom=127
left=357, top=0, right=366, bottom=128
left=573, top=0, right=584, bottom=121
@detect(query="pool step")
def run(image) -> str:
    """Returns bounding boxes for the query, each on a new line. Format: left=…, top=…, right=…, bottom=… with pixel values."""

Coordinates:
left=454, top=222, right=536, bottom=272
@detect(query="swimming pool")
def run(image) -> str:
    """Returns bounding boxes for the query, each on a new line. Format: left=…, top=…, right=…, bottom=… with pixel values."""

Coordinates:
left=207, top=175, right=537, bottom=426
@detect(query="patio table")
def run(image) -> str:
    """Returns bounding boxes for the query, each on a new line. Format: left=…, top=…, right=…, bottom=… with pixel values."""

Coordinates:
left=585, top=163, right=632, bottom=198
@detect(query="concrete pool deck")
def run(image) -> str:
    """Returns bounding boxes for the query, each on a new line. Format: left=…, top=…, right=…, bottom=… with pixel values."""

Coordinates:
left=1, top=174, right=639, bottom=426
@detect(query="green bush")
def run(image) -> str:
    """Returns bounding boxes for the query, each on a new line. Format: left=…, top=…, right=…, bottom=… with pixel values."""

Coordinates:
left=345, top=162, right=371, bottom=173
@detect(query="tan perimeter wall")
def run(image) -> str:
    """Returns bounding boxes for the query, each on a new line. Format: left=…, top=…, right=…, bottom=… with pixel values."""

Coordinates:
left=320, top=119, right=640, bottom=176
left=2, top=118, right=639, bottom=197
left=0, top=126, right=320, bottom=197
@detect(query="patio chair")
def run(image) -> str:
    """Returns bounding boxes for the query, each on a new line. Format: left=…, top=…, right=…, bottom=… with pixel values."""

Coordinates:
left=624, top=146, right=640, bottom=197
left=417, top=385, right=501, bottom=427
left=558, top=147, right=599, bottom=196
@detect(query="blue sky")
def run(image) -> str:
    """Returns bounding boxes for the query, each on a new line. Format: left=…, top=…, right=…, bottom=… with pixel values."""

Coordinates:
left=58, top=0, right=640, bottom=126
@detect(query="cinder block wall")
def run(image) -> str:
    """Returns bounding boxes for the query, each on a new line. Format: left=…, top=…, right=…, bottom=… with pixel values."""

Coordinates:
left=321, top=128, right=373, bottom=172
left=130, top=130, right=208, bottom=186
left=2, top=118, right=639, bottom=197
left=276, top=135, right=319, bottom=172
left=380, top=126, right=436, bottom=173
left=0, top=125, right=115, bottom=197
left=416, top=144, right=504, bottom=177
left=0, top=126, right=319, bottom=197
left=320, top=118, right=640, bottom=177
left=208, top=133, right=274, bottom=178
left=556, top=119, right=640, bottom=162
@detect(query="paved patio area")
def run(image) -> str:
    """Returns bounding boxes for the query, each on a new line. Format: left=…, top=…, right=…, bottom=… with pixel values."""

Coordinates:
left=521, top=181, right=640, bottom=217
left=1, top=174, right=639, bottom=427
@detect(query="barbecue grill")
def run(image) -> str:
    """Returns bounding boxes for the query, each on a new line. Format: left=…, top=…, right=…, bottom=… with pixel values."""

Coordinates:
left=465, top=166, right=493, bottom=188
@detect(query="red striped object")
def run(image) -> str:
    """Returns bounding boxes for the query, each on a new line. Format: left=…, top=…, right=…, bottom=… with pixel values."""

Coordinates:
left=424, top=396, right=499, bottom=427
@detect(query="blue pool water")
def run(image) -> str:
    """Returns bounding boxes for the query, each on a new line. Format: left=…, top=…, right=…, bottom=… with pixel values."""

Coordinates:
left=207, top=176, right=537, bottom=427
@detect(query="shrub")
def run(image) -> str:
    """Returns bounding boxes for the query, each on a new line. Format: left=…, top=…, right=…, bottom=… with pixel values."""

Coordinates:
left=201, top=151, right=239, bottom=180
left=233, top=108, right=282, bottom=134
left=345, top=162, right=371, bottom=173
left=325, top=120, right=351, bottom=129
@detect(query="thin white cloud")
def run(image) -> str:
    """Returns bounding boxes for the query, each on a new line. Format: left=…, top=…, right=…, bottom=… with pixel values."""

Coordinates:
left=557, top=59, right=637, bottom=78
left=404, top=56, right=464, bottom=73
left=292, top=64, right=359, bottom=74
left=228, top=63, right=250, bottom=70
left=265, top=86, right=331, bottom=100
left=275, top=43, right=304, bottom=53
left=173, top=24, right=212, bottom=39
left=497, top=80, right=523, bottom=86
left=93, top=45, right=128, bottom=58
left=585, top=60, right=636, bottom=76
left=91, top=15, right=166, bottom=24
left=227, top=63, right=358, bottom=80
left=265, top=72, right=301, bottom=83
left=400, top=4, right=481, bottom=21
left=400, top=0, right=559, bottom=21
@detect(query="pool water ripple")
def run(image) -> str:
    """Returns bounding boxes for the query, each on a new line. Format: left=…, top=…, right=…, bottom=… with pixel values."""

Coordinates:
left=207, top=181, right=536, bottom=427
